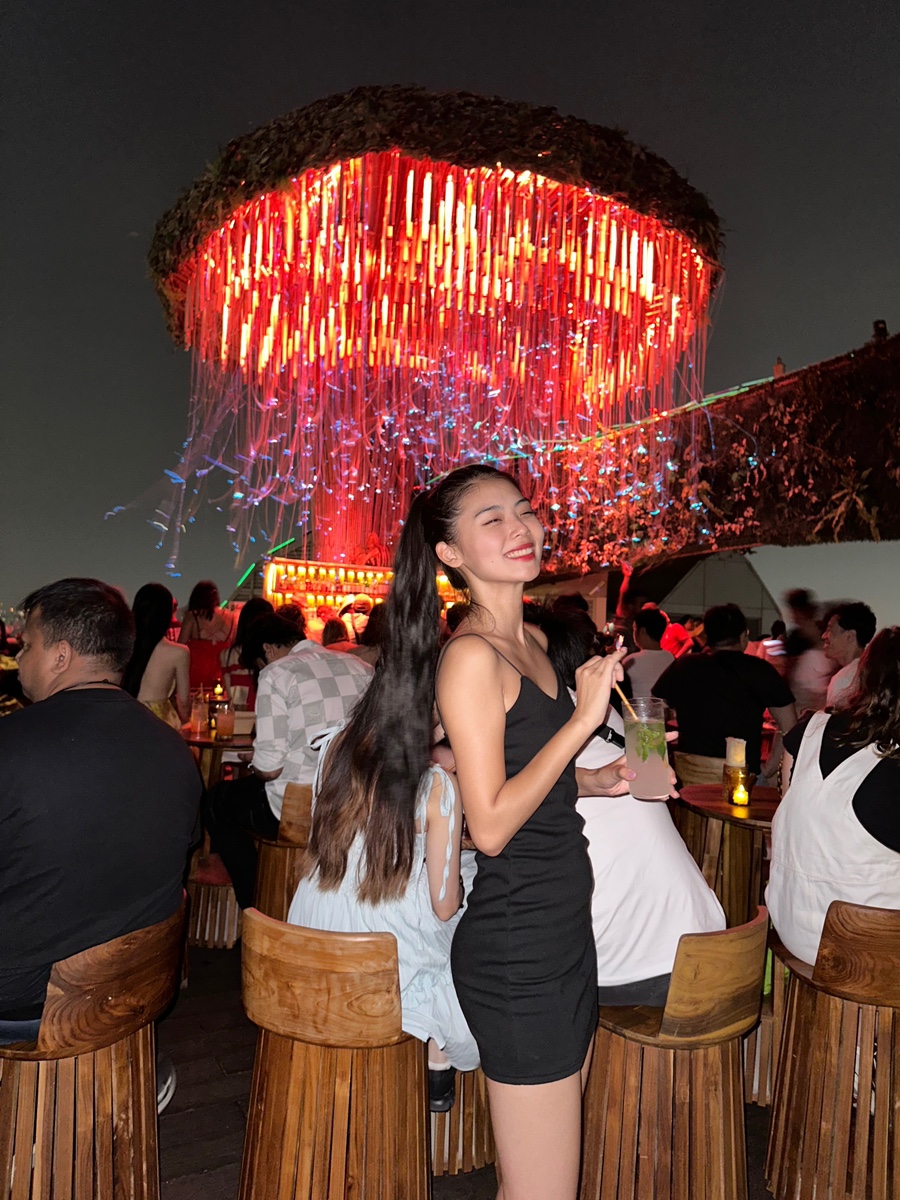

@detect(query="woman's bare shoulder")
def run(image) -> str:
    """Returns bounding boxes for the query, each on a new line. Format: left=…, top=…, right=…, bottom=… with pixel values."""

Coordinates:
left=438, top=632, right=501, bottom=674
left=157, top=638, right=189, bottom=659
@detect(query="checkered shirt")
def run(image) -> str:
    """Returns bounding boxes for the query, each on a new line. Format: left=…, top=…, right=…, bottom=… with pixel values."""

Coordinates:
left=251, top=640, right=373, bottom=818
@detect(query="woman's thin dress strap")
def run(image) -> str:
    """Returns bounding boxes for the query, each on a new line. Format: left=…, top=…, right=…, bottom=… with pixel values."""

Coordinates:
left=440, top=633, right=523, bottom=674
left=435, top=633, right=524, bottom=728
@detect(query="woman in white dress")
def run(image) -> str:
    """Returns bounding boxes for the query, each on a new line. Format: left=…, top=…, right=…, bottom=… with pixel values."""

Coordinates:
left=288, top=584, right=479, bottom=1110
left=289, top=749, right=477, bottom=1081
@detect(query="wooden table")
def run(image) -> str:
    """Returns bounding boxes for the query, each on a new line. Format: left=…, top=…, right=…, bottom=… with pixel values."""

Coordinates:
left=180, top=730, right=254, bottom=789
left=674, top=784, right=781, bottom=928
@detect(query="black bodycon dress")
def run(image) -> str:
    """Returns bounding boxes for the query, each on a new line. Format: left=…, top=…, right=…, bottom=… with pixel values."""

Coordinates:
left=449, top=645, right=598, bottom=1084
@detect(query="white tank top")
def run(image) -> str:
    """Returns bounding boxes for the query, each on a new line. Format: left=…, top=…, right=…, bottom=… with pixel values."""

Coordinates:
left=575, top=705, right=725, bottom=985
left=766, top=711, right=900, bottom=963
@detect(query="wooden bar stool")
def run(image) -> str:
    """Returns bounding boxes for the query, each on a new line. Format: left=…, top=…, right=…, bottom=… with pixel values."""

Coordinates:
left=675, top=789, right=784, bottom=1109
left=253, top=783, right=312, bottom=921
left=431, top=1066, right=494, bottom=1176
left=0, top=904, right=185, bottom=1200
left=252, top=794, right=495, bottom=1179
left=186, top=837, right=241, bottom=948
left=766, top=901, right=900, bottom=1200
left=580, top=906, right=768, bottom=1200
left=238, top=909, right=430, bottom=1200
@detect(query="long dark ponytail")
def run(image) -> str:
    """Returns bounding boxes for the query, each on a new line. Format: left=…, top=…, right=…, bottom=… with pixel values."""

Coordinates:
left=305, top=463, right=514, bottom=902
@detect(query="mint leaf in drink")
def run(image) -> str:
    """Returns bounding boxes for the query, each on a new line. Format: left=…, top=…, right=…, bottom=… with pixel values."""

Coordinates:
left=635, top=722, right=667, bottom=762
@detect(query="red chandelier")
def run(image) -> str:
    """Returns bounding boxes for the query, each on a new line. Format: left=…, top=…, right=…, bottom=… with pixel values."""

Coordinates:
left=151, top=90, right=720, bottom=569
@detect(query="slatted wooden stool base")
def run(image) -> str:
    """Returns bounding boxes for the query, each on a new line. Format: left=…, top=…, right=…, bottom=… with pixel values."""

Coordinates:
left=240, top=1029, right=429, bottom=1198
left=742, top=949, right=788, bottom=1107
left=187, top=852, right=241, bottom=948
left=238, top=910, right=430, bottom=1200
left=580, top=908, right=768, bottom=1200
left=582, top=1028, right=747, bottom=1200
left=0, top=1025, right=159, bottom=1200
left=766, top=902, right=900, bottom=1200
left=253, top=784, right=313, bottom=923
left=0, top=906, right=184, bottom=1200
left=253, top=838, right=302, bottom=923
left=431, top=1066, right=494, bottom=1176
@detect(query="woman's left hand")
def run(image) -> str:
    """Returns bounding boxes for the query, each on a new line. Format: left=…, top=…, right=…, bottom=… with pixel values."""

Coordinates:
left=576, top=748, right=679, bottom=799
left=576, top=758, right=635, bottom=797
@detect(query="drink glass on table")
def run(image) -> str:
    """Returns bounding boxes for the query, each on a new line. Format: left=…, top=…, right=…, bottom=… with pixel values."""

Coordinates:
left=623, top=696, right=670, bottom=800
left=216, top=701, right=235, bottom=739
left=190, top=691, right=207, bottom=735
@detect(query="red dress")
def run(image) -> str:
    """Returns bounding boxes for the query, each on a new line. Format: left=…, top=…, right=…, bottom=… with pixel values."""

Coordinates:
left=182, top=611, right=234, bottom=690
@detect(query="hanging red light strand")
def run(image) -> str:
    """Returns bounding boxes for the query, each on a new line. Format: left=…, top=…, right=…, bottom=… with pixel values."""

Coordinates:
left=164, top=150, right=714, bottom=566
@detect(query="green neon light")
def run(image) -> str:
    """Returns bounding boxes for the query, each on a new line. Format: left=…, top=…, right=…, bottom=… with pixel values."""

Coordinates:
left=231, top=537, right=297, bottom=599
left=234, top=561, right=257, bottom=589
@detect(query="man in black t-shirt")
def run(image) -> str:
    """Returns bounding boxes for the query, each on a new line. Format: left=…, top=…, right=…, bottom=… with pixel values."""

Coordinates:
left=653, top=603, right=797, bottom=784
left=0, top=579, right=200, bottom=1041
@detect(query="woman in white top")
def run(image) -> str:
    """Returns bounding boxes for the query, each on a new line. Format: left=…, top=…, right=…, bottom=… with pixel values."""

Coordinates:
left=122, top=583, right=190, bottom=727
left=768, top=627, right=900, bottom=964
left=576, top=708, right=725, bottom=1001
left=289, top=743, right=478, bottom=1079
left=542, top=610, right=724, bottom=1004
left=288, top=573, right=479, bottom=1111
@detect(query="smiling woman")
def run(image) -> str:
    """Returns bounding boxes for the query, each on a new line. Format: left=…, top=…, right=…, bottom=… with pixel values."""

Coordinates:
left=379, top=464, right=624, bottom=1200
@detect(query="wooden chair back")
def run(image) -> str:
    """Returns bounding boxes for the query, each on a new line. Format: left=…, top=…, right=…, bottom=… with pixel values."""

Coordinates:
left=241, top=908, right=404, bottom=1048
left=277, top=782, right=313, bottom=846
left=0, top=902, right=186, bottom=1062
left=253, top=785, right=313, bottom=921
left=812, top=899, right=900, bottom=1007
left=657, top=906, right=768, bottom=1045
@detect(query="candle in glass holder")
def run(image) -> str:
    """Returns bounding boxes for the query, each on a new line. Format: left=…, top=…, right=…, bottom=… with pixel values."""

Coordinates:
left=725, top=738, right=746, bottom=767
left=723, top=738, right=752, bottom=803
left=732, top=781, right=749, bottom=806
left=723, top=761, right=754, bottom=804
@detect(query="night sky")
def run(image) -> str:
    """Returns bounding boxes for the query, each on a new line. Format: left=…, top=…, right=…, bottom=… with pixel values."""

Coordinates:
left=3, top=0, right=898, bottom=605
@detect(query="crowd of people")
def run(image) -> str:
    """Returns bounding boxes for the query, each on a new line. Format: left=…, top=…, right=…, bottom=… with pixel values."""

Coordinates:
left=2, top=468, right=899, bottom=1200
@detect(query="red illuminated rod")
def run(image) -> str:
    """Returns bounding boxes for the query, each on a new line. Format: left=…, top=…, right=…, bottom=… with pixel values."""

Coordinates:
left=172, top=150, right=715, bottom=565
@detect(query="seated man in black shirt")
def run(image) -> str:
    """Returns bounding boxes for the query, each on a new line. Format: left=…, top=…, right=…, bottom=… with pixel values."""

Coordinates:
left=653, top=603, right=797, bottom=785
left=0, top=578, right=200, bottom=1043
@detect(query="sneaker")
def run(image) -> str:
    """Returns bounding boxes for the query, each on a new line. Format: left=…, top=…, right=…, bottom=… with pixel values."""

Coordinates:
left=428, top=1065, right=456, bottom=1113
left=157, top=1053, right=177, bottom=1115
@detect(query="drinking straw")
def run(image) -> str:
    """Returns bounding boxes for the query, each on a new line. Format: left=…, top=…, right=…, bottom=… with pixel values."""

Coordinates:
left=615, top=683, right=638, bottom=721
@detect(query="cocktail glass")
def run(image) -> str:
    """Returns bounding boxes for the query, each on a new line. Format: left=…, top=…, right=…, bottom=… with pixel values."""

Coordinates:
left=623, top=696, right=670, bottom=800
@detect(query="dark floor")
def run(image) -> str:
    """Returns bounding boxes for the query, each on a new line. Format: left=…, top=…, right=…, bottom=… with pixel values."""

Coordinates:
left=159, top=947, right=771, bottom=1198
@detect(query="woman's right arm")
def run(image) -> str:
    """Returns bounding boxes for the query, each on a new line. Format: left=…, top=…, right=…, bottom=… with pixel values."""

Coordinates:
left=424, top=770, right=463, bottom=921
left=436, top=638, right=624, bottom=856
